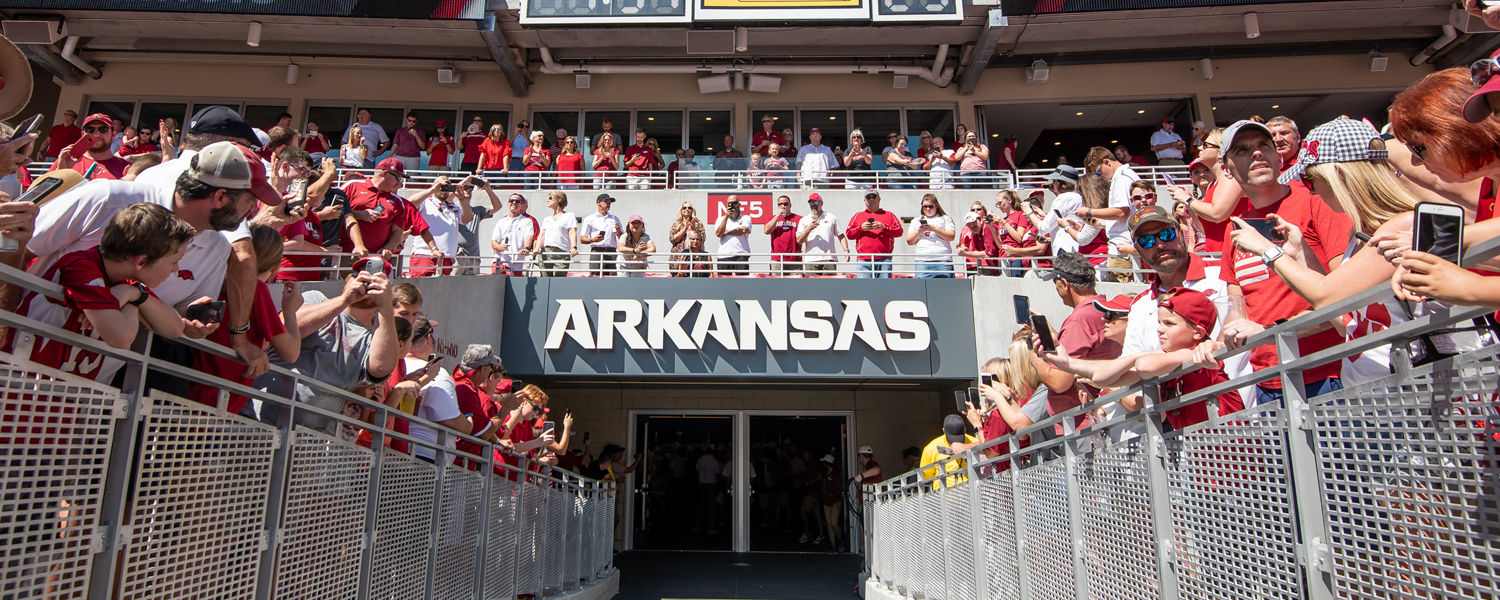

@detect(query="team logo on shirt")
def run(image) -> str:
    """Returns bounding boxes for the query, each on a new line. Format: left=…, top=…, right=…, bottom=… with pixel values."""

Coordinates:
left=177, top=269, right=195, bottom=281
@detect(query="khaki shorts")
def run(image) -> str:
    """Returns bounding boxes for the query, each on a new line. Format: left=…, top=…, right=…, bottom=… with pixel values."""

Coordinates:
left=804, top=262, right=837, bottom=272
left=1106, top=256, right=1135, bottom=283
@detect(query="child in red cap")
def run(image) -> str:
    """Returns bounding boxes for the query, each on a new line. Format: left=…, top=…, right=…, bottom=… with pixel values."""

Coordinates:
left=1086, top=287, right=1244, bottom=429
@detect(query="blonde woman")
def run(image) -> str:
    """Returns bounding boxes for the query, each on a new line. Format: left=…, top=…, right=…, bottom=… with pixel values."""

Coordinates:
left=668, top=202, right=706, bottom=274
left=341, top=127, right=368, bottom=169
left=593, top=133, right=621, bottom=189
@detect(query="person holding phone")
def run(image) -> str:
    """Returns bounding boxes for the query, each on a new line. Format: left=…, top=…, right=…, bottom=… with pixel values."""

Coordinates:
left=401, top=319, right=472, bottom=464
left=619, top=214, right=655, bottom=276
left=715, top=196, right=753, bottom=274
left=408, top=175, right=481, bottom=277
left=1213, top=120, right=1354, bottom=405
left=796, top=193, right=848, bottom=272
left=51, top=113, right=130, bottom=180
left=845, top=190, right=903, bottom=278
left=764, top=195, right=803, bottom=274
left=957, top=202, right=1001, bottom=277
left=390, top=112, right=427, bottom=172
left=905, top=194, right=955, bottom=278
left=1028, top=251, right=1121, bottom=437
left=841, top=130, right=873, bottom=189
left=954, top=131, right=989, bottom=189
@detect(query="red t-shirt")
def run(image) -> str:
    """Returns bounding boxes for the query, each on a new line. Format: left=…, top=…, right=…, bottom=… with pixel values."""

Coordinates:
left=1160, top=362, right=1245, bottom=430
left=52, top=154, right=130, bottom=181
left=188, top=282, right=287, bottom=415
left=340, top=180, right=429, bottom=253
left=959, top=225, right=1001, bottom=271
left=593, top=149, right=618, bottom=171
left=1197, top=181, right=1251, bottom=261
left=427, top=135, right=452, bottom=167
left=4, top=247, right=130, bottom=381
left=116, top=141, right=157, bottom=157
left=523, top=146, right=550, bottom=171
left=303, top=134, right=331, bottom=155
left=479, top=137, right=509, bottom=170
left=1000, top=210, right=1031, bottom=248
left=624, top=144, right=653, bottom=172
left=453, top=372, right=500, bottom=466
left=45, top=123, right=83, bottom=158
left=767, top=213, right=802, bottom=261
left=1219, top=185, right=1351, bottom=388
left=556, top=153, right=585, bottom=182
left=461, top=132, right=487, bottom=164
left=278, top=213, right=323, bottom=282
left=1047, top=297, right=1122, bottom=432
left=752, top=130, right=785, bottom=154
left=845, top=209, right=903, bottom=259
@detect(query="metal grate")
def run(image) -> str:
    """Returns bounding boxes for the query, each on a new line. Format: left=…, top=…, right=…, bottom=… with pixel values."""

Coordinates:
left=944, top=480, right=976, bottom=600
left=1016, top=457, right=1075, bottom=600
left=117, top=393, right=276, bottom=600
left=918, top=488, right=945, bottom=599
left=862, top=491, right=876, bottom=578
left=433, top=464, right=483, bottom=600
left=514, top=479, right=545, bottom=598
left=272, top=427, right=369, bottom=600
left=580, top=487, right=598, bottom=582
left=566, top=488, right=584, bottom=589
left=543, top=485, right=566, bottom=594
left=1078, top=437, right=1158, bottom=600
left=895, top=489, right=918, bottom=595
left=368, top=450, right=437, bottom=600
left=980, top=473, right=1020, bottom=600
left=482, top=474, right=519, bottom=600
left=1313, top=346, right=1500, bottom=600
left=1168, top=408, right=1300, bottom=600
left=0, top=363, right=119, bottom=600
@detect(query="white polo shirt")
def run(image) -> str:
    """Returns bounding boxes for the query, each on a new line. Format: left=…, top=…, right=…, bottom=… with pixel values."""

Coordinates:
left=28, top=178, right=231, bottom=312
left=1151, top=129, right=1185, bottom=160
left=715, top=213, right=753, bottom=256
left=415, top=196, right=466, bottom=256
left=1105, top=165, right=1141, bottom=252
left=491, top=212, right=540, bottom=271
left=580, top=212, right=623, bottom=249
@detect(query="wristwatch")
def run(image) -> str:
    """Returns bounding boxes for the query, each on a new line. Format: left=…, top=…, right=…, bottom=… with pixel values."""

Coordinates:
left=128, top=281, right=150, bottom=306
left=1260, top=246, right=1285, bottom=266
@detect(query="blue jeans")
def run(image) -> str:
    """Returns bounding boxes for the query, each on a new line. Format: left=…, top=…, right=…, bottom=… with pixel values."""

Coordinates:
left=915, top=260, right=953, bottom=278
left=1004, top=258, right=1026, bottom=278
left=857, top=258, right=892, bottom=278
left=1254, top=376, right=1343, bottom=406
left=960, top=171, right=985, bottom=189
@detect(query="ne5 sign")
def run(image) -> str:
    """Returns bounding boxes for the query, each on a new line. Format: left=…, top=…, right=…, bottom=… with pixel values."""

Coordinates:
left=501, top=277, right=978, bottom=379
left=705, top=194, right=775, bottom=225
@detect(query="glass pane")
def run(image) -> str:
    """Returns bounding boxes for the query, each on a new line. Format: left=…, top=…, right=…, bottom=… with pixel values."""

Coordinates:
left=244, top=104, right=291, bottom=131
left=533, top=111, right=580, bottom=150
left=306, top=106, right=352, bottom=141
left=137, top=102, right=188, bottom=136
left=747, top=414, right=849, bottom=552
left=799, top=109, right=847, bottom=152
left=584, top=110, right=631, bottom=152
left=905, top=109, right=954, bottom=148
left=688, top=110, right=731, bottom=155
left=853, top=110, right=901, bottom=153
left=632, top=414, right=734, bottom=551
left=639, top=110, right=683, bottom=154
left=85, top=101, right=134, bottom=129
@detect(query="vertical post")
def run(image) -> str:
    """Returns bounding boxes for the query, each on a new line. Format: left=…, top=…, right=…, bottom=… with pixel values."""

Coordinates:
left=1012, top=436, right=1032, bottom=600
left=355, top=407, right=389, bottom=600
left=85, top=335, right=151, bottom=600
left=965, top=456, right=987, bottom=600
left=472, top=449, right=494, bottom=600
left=1277, top=331, right=1335, bottom=600
left=1140, top=386, right=1182, bottom=600
left=937, top=471, right=952, bottom=600
left=253, top=397, right=298, bottom=600
left=424, top=433, right=450, bottom=600
left=508, top=456, right=525, bottom=600
left=1062, top=417, right=1091, bottom=600
left=732, top=411, right=750, bottom=552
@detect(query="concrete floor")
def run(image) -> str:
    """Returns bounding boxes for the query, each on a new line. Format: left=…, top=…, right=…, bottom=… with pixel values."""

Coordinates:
left=613, top=551, right=864, bottom=600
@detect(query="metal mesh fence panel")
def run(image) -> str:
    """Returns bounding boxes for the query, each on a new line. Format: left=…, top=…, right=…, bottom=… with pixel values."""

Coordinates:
left=433, top=464, right=484, bottom=600
left=566, top=488, right=583, bottom=589
left=980, top=473, right=1019, bottom=600
left=369, top=449, right=438, bottom=600
left=864, top=493, right=879, bottom=581
left=917, top=488, right=945, bottom=600
left=0, top=363, right=120, bottom=600
left=117, top=393, right=276, bottom=600
left=1016, top=457, right=1075, bottom=600
left=602, top=487, right=615, bottom=572
left=273, top=427, right=370, bottom=600
left=514, top=479, right=545, bottom=598
left=580, top=488, right=599, bottom=582
left=482, top=473, right=519, bottom=600
left=1168, top=408, right=1299, bottom=600
left=944, top=480, right=976, bottom=600
left=1078, top=436, right=1158, bottom=600
left=1313, top=346, right=1500, bottom=600
left=543, top=485, right=566, bottom=594
left=895, top=490, right=918, bottom=595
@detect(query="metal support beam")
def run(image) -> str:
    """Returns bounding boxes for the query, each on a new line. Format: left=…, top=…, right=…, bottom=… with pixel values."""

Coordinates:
left=958, top=10, right=1008, bottom=96
left=16, top=43, right=82, bottom=86
left=1436, top=31, right=1500, bottom=70
left=477, top=13, right=529, bottom=98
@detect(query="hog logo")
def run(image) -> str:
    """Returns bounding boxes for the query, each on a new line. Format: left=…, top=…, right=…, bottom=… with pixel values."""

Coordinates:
left=177, top=270, right=195, bottom=281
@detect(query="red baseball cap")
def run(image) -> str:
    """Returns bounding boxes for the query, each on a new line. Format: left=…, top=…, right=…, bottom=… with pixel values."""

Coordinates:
left=376, top=157, right=407, bottom=178
left=82, top=113, right=112, bottom=128
left=1092, top=294, right=1135, bottom=319
left=1158, top=287, right=1217, bottom=334
left=351, top=256, right=394, bottom=277
left=810, top=127, right=821, bottom=134
left=808, top=193, right=823, bottom=203
left=1464, top=48, right=1500, bottom=123
left=434, top=118, right=448, bottom=128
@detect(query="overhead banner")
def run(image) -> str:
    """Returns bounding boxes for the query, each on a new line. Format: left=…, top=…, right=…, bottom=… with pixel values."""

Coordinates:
left=502, top=277, right=976, bottom=379
left=520, top=0, right=957, bottom=23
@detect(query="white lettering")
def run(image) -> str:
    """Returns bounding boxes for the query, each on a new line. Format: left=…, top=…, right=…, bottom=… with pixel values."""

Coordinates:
left=595, top=299, right=648, bottom=350
left=884, top=300, right=930, bottom=352
left=737, top=300, right=787, bottom=351
left=834, top=300, right=886, bottom=351
left=788, top=300, right=835, bottom=351
left=691, top=299, right=740, bottom=351
left=544, top=299, right=595, bottom=350
left=645, top=299, right=698, bottom=350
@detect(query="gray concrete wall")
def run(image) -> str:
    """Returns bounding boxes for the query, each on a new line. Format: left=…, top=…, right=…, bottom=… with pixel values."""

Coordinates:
left=298, top=273, right=508, bottom=361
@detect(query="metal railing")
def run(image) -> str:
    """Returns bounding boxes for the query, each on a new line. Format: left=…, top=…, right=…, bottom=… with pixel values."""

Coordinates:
left=0, top=262, right=615, bottom=600
left=1014, top=165, right=1191, bottom=189
left=863, top=234, right=1500, bottom=600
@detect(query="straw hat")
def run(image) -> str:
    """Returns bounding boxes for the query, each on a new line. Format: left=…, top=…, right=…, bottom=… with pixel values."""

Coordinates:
left=0, top=36, right=33, bottom=122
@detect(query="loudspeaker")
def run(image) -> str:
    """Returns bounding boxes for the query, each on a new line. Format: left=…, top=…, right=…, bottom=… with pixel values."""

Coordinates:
left=747, top=74, right=781, bottom=94
left=2, top=20, right=66, bottom=44
left=576, top=74, right=591, bottom=88
left=698, top=75, right=732, bottom=94
left=893, top=75, right=909, bottom=89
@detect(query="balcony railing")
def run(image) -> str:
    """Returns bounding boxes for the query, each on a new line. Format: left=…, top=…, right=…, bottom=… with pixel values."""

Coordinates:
left=861, top=233, right=1500, bottom=600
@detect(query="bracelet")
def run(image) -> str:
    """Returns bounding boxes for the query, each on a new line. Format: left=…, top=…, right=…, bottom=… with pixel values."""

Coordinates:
left=229, top=324, right=251, bottom=335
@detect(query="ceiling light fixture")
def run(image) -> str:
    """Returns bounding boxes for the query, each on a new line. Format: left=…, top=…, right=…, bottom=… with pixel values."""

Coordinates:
left=1244, top=12, right=1260, bottom=38
left=1200, top=57, right=1214, bottom=80
left=1076, top=112, right=1083, bottom=116
left=247, top=22, right=262, bottom=47
left=1271, top=104, right=1280, bottom=109
left=1137, top=110, right=1145, bottom=114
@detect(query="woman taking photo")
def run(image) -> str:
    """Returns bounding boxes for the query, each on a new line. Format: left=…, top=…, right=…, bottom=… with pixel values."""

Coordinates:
left=477, top=124, right=510, bottom=179
left=427, top=119, right=454, bottom=171
left=842, top=130, right=874, bottom=189
left=955, top=130, right=990, bottom=188
left=555, top=136, right=584, bottom=190
left=1065, top=174, right=1111, bottom=267
left=926, top=135, right=958, bottom=190
left=593, top=133, right=621, bottom=190
left=668, top=202, right=706, bottom=275
left=884, top=138, right=920, bottom=190
left=904, top=194, right=955, bottom=278
left=522, top=130, right=551, bottom=188
left=619, top=214, right=657, bottom=277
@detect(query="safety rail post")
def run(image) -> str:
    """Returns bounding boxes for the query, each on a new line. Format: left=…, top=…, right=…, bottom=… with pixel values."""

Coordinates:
left=423, top=431, right=452, bottom=600
left=83, top=335, right=150, bottom=600
left=965, top=457, right=987, bottom=600
left=354, top=406, right=389, bottom=600
left=1140, top=386, right=1182, bottom=600
left=508, top=458, right=528, bottom=600
left=1010, top=438, right=1032, bottom=600
left=1276, top=330, right=1336, bottom=600
left=1062, top=417, right=1090, bottom=600
left=252, top=386, right=299, bottom=600
left=472, top=444, right=495, bottom=600
left=937, top=475, right=952, bottom=600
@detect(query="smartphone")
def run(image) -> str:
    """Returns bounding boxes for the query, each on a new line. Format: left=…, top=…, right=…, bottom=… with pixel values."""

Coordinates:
left=866, top=217, right=875, bottom=224
left=953, top=390, right=968, bottom=413
left=510, top=379, right=525, bottom=391
left=1413, top=201, right=1465, bottom=265
left=980, top=373, right=994, bottom=387
left=1031, top=314, right=1056, bottom=353
left=362, top=257, right=385, bottom=275
left=14, top=114, right=41, bottom=139
left=71, top=137, right=94, bottom=159
left=1162, top=172, right=1176, bottom=187
left=370, top=204, right=385, bottom=215
left=1240, top=218, right=1285, bottom=242
left=284, top=178, right=308, bottom=213
left=966, top=387, right=981, bottom=411
left=542, top=421, right=556, bottom=436
left=184, top=300, right=226, bottom=324
left=583, top=431, right=590, bottom=442
left=440, top=183, right=456, bottom=192
left=14, top=177, right=67, bottom=205
left=1012, top=295, right=1030, bottom=325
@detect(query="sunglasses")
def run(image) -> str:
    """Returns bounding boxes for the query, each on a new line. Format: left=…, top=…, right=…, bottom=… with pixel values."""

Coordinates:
left=1474, top=58, right=1500, bottom=88
left=1130, top=193, right=1156, bottom=202
left=777, top=202, right=790, bottom=206
left=1299, top=170, right=1317, bottom=188
left=508, top=198, right=525, bottom=203
left=83, top=126, right=109, bottom=134
left=407, top=119, right=417, bottom=123
left=763, top=120, right=774, bottom=123
left=922, top=204, right=936, bottom=209
left=1409, top=144, right=1427, bottom=161
left=1135, top=226, right=1178, bottom=249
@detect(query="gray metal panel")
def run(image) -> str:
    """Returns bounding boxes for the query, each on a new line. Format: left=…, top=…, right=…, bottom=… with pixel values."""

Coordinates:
left=433, top=465, right=484, bottom=600
left=1078, top=437, right=1158, bottom=600
left=273, top=428, right=369, bottom=600
left=369, top=451, right=438, bottom=600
